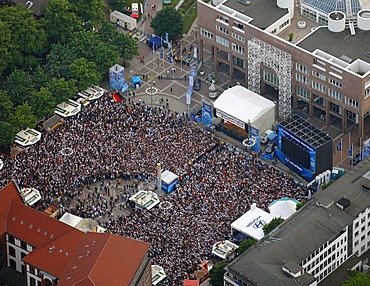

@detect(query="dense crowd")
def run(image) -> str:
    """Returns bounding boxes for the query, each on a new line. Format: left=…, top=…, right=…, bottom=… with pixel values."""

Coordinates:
left=0, top=94, right=306, bottom=284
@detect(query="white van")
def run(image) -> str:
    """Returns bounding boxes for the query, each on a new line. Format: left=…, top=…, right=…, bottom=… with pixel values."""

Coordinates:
left=260, top=129, right=274, bottom=144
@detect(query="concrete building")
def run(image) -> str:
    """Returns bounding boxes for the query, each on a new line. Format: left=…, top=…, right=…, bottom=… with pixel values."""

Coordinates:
left=0, top=181, right=152, bottom=286
left=224, top=157, right=370, bottom=285
left=197, top=0, right=370, bottom=137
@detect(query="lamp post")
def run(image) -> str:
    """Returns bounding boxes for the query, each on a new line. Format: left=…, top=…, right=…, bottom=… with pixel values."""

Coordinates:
left=145, top=81, right=158, bottom=109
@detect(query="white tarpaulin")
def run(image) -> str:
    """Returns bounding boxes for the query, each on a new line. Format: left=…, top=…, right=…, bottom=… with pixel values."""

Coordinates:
left=268, top=197, right=298, bottom=220
left=231, top=203, right=274, bottom=240
left=213, top=86, right=275, bottom=132
left=59, top=212, right=83, bottom=227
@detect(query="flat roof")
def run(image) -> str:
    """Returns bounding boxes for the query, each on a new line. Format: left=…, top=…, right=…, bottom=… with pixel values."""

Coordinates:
left=227, top=156, right=370, bottom=285
left=222, top=0, right=288, bottom=29
left=297, top=27, right=370, bottom=64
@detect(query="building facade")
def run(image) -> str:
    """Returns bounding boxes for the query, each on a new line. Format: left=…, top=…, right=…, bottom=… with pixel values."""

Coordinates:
left=197, top=0, right=370, bottom=137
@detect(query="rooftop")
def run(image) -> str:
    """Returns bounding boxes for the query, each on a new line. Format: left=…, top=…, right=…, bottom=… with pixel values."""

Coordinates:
left=297, top=27, right=370, bottom=64
left=227, top=155, right=370, bottom=285
left=221, top=0, right=288, bottom=29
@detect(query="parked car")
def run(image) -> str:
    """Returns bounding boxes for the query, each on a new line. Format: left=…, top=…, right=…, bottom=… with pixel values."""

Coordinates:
left=193, top=78, right=201, bottom=91
left=350, top=153, right=362, bottom=165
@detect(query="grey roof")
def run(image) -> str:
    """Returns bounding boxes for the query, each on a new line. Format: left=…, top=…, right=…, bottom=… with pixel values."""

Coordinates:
left=227, top=157, right=370, bottom=285
left=222, top=0, right=288, bottom=29
left=12, top=0, right=47, bottom=17
left=297, top=27, right=370, bottom=64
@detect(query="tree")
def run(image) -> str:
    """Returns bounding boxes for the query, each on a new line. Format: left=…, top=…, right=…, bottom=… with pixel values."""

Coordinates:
left=296, top=201, right=306, bottom=211
left=0, top=5, right=46, bottom=71
left=10, top=103, right=36, bottom=131
left=68, top=31, right=119, bottom=75
left=44, top=0, right=82, bottom=45
left=98, top=21, right=138, bottom=61
left=4, top=69, right=35, bottom=106
left=45, top=43, right=77, bottom=79
left=263, top=217, right=285, bottom=235
left=47, top=77, right=78, bottom=103
left=69, top=0, right=106, bottom=30
left=151, top=8, right=183, bottom=40
left=32, top=66, right=50, bottom=91
left=288, top=32, right=294, bottom=42
left=209, top=261, right=228, bottom=286
left=67, top=58, right=101, bottom=91
left=342, top=271, right=370, bottom=285
left=0, top=20, right=13, bottom=75
left=30, top=87, right=55, bottom=120
left=237, top=238, right=257, bottom=255
left=0, top=122, right=15, bottom=149
left=0, top=91, right=14, bottom=120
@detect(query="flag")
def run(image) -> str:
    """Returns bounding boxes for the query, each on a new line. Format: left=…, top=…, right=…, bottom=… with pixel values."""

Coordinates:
left=337, top=139, right=342, bottom=151
left=349, top=146, right=353, bottom=156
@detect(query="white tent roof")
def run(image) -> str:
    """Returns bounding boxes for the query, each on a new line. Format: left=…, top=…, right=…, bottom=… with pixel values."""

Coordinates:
left=231, top=203, right=274, bottom=240
left=161, top=170, right=179, bottom=184
left=213, top=86, right=275, bottom=124
left=269, top=198, right=299, bottom=220
left=59, top=212, right=83, bottom=227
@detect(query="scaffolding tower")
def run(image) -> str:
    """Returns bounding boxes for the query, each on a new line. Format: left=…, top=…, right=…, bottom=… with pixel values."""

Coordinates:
left=247, top=38, right=292, bottom=119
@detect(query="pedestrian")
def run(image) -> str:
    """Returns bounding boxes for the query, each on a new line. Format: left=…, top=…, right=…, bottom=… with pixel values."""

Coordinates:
left=170, top=87, right=173, bottom=93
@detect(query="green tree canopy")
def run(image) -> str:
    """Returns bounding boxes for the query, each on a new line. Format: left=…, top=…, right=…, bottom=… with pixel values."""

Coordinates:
left=10, top=102, right=36, bottom=131
left=0, top=20, right=13, bottom=75
left=98, top=21, right=138, bottom=61
left=342, top=271, right=370, bottom=285
left=150, top=8, right=183, bottom=40
left=0, top=5, right=46, bottom=71
left=0, top=122, right=15, bottom=148
left=238, top=238, right=257, bottom=255
left=47, top=77, right=78, bottom=103
left=32, top=66, right=50, bottom=91
left=209, top=261, right=228, bottom=286
left=67, top=58, right=101, bottom=91
left=45, top=43, right=76, bottom=79
left=263, top=217, right=285, bottom=235
left=44, top=0, right=82, bottom=45
left=69, top=0, right=105, bottom=30
left=0, top=91, right=14, bottom=120
left=30, top=87, right=55, bottom=121
left=4, top=69, right=35, bottom=106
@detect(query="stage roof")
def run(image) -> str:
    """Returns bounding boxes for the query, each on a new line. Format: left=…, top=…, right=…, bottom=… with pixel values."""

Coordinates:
left=213, top=86, right=275, bottom=125
left=231, top=203, right=274, bottom=240
left=161, top=170, right=179, bottom=184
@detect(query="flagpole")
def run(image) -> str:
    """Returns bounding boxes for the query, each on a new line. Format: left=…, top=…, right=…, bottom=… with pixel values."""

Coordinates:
left=349, top=131, right=351, bottom=162
left=351, top=142, right=354, bottom=168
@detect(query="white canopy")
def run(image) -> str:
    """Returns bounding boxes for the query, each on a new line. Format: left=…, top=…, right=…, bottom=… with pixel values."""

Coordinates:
left=59, top=212, right=83, bottom=227
left=269, top=198, right=298, bottom=220
left=231, top=203, right=274, bottom=240
left=15, top=128, right=42, bottom=146
left=161, top=170, right=179, bottom=184
left=213, top=86, right=275, bottom=132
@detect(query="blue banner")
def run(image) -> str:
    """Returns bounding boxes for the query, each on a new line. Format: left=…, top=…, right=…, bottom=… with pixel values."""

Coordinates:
left=202, top=101, right=213, bottom=126
left=364, top=139, right=370, bottom=160
left=249, top=126, right=260, bottom=153
left=275, top=149, right=313, bottom=181
left=337, top=140, right=342, bottom=151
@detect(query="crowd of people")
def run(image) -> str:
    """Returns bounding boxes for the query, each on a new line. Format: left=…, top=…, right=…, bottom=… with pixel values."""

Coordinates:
left=0, top=94, right=307, bottom=284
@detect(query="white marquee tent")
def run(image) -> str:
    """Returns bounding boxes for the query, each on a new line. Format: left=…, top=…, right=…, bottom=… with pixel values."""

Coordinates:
left=269, top=197, right=299, bottom=219
left=213, top=85, right=275, bottom=132
left=231, top=203, right=274, bottom=240
left=59, top=212, right=83, bottom=227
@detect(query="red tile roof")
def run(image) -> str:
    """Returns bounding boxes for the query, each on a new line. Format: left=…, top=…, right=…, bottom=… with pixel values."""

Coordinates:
left=59, top=233, right=150, bottom=285
left=6, top=200, right=76, bottom=248
left=23, top=229, right=85, bottom=277
left=0, top=181, right=23, bottom=234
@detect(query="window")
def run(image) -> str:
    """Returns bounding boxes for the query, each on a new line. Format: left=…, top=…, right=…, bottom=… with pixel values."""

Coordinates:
left=345, top=97, right=359, bottom=109
left=361, top=235, right=366, bottom=241
left=312, top=81, right=326, bottom=93
left=200, top=28, right=213, bottom=39
left=329, top=78, right=342, bottom=88
left=21, top=252, right=27, bottom=259
left=233, top=56, right=245, bottom=68
left=8, top=235, right=15, bottom=244
left=21, top=241, right=27, bottom=250
left=365, top=88, right=370, bottom=99
left=297, top=86, right=310, bottom=100
left=217, top=15, right=229, bottom=25
left=264, top=71, right=279, bottom=86
left=296, top=63, right=309, bottom=74
left=232, top=33, right=245, bottom=43
left=8, top=246, right=16, bottom=257
left=216, top=25, right=229, bottom=35
left=330, top=102, right=341, bottom=115
left=233, top=21, right=244, bottom=30
left=355, top=222, right=360, bottom=228
left=9, top=259, right=16, bottom=269
left=216, top=35, right=229, bottom=47
left=30, top=277, right=36, bottom=286
left=232, top=43, right=245, bottom=54
left=296, top=73, right=309, bottom=85
left=312, top=70, right=326, bottom=81
left=328, top=89, right=342, bottom=101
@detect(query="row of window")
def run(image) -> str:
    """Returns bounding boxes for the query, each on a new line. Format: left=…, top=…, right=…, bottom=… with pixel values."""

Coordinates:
left=216, top=14, right=245, bottom=31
